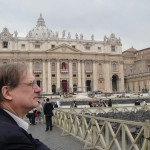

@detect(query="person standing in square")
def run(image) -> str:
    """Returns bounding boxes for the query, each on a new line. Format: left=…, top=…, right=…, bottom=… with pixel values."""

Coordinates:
left=43, top=98, right=54, bottom=131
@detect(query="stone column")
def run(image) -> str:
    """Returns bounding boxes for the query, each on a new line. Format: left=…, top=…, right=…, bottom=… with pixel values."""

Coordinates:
left=15, top=41, right=18, bottom=50
left=56, top=60, right=60, bottom=91
left=29, top=41, right=32, bottom=50
left=81, top=60, right=85, bottom=92
left=48, top=60, right=52, bottom=93
left=103, top=61, right=111, bottom=92
left=119, top=63, right=125, bottom=92
left=135, top=81, right=138, bottom=93
left=29, top=60, right=33, bottom=73
left=77, top=60, right=82, bottom=92
left=147, top=80, right=150, bottom=92
left=137, top=81, right=140, bottom=92
left=131, top=82, right=133, bottom=92
left=69, top=60, right=73, bottom=92
left=130, top=82, right=132, bottom=92
left=93, top=60, right=97, bottom=91
left=42, top=60, right=46, bottom=92
left=141, top=80, right=144, bottom=92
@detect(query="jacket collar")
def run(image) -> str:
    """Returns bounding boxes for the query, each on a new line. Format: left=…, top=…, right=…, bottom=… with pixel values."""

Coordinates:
left=0, top=108, right=18, bottom=126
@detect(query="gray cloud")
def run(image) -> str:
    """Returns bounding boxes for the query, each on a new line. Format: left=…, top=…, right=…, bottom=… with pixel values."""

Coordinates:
left=0, top=0, right=149, bottom=50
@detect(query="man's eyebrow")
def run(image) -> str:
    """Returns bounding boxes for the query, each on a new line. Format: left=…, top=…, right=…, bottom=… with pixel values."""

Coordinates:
left=26, top=80, right=35, bottom=83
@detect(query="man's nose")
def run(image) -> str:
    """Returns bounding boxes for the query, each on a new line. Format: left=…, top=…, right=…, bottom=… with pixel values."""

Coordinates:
left=34, top=84, right=42, bottom=92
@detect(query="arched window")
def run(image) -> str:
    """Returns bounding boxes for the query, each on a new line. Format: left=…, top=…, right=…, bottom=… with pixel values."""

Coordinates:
left=62, top=62, right=66, bottom=70
left=52, top=62, right=55, bottom=71
left=72, top=63, right=77, bottom=71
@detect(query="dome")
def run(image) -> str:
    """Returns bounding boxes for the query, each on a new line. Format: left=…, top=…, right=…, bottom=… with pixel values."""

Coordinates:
left=26, top=14, right=54, bottom=39
left=126, top=46, right=137, bottom=52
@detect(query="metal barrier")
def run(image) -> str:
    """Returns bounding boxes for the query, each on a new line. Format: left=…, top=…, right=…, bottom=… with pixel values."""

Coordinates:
left=53, top=106, right=150, bottom=150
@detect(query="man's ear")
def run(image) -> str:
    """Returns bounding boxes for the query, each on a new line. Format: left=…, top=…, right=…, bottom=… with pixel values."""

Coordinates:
left=1, top=86, right=12, bottom=101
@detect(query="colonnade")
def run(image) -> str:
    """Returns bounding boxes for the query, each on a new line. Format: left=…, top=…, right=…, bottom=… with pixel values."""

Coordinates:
left=28, top=59, right=124, bottom=93
left=126, top=80, right=150, bottom=93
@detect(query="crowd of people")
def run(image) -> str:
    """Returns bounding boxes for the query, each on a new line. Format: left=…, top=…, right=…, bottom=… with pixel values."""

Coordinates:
left=26, top=98, right=55, bottom=132
left=135, top=99, right=147, bottom=107
left=89, top=99, right=112, bottom=107
left=26, top=101, right=43, bottom=125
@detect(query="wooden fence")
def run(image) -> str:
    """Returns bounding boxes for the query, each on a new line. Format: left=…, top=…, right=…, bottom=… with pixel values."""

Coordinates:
left=53, top=105, right=150, bottom=150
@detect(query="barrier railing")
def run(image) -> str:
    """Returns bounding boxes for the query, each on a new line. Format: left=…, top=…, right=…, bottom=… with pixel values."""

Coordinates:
left=57, top=104, right=150, bottom=114
left=53, top=106, right=150, bottom=150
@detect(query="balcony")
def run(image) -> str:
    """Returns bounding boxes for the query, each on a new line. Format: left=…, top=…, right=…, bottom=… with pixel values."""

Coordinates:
left=33, top=70, right=42, bottom=74
left=61, top=69, right=68, bottom=73
left=85, top=70, right=92, bottom=73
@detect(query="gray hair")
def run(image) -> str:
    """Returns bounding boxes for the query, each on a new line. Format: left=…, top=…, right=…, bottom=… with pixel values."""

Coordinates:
left=0, top=62, right=29, bottom=101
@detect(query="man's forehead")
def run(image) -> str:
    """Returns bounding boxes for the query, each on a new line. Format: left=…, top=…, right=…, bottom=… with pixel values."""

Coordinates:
left=22, top=72, right=35, bottom=81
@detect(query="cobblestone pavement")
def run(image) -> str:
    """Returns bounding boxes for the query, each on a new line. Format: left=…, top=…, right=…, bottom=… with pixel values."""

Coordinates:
left=28, top=123, right=84, bottom=150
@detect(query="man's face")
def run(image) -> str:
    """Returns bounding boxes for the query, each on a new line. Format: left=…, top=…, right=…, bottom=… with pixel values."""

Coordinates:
left=9, top=71, right=41, bottom=113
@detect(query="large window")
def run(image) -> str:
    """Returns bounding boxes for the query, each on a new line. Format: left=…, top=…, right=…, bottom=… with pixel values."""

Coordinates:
left=51, top=45, right=55, bottom=48
left=21, top=44, right=25, bottom=49
left=85, top=46, right=90, bottom=50
left=35, top=44, right=40, bottom=49
left=112, top=63, right=118, bottom=72
left=97, top=47, right=101, bottom=51
left=3, top=41, right=8, bottom=48
left=85, top=62, right=91, bottom=71
left=72, top=63, right=77, bottom=71
left=34, top=62, right=40, bottom=71
left=52, top=62, right=56, bottom=71
left=72, top=45, right=76, bottom=48
left=111, top=45, right=115, bottom=52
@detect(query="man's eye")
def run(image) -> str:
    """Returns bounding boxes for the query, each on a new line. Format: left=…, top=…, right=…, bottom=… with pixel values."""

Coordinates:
left=28, top=83, right=33, bottom=86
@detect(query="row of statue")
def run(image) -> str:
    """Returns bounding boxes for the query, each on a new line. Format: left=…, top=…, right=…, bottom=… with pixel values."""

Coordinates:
left=26, top=29, right=95, bottom=40
left=13, top=29, right=121, bottom=43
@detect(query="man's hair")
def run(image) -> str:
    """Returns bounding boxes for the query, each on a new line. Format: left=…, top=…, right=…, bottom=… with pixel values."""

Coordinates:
left=0, top=62, right=29, bottom=101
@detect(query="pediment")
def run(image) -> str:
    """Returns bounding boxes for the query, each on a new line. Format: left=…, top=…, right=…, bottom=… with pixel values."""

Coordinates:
left=0, top=27, right=14, bottom=40
left=46, top=44, right=83, bottom=53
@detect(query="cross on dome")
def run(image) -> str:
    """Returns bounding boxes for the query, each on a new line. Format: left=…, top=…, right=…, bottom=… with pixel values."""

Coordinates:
left=37, top=13, right=45, bottom=27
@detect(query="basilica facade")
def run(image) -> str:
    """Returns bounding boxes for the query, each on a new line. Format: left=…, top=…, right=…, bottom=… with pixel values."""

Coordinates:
left=123, top=47, right=150, bottom=93
left=0, top=14, right=124, bottom=94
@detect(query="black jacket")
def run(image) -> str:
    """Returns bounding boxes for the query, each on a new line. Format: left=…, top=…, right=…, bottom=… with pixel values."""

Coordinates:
left=43, top=102, right=54, bottom=116
left=0, top=108, right=50, bottom=150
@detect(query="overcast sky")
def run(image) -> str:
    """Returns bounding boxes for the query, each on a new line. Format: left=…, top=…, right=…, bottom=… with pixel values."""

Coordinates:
left=0, top=0, right=149, bottom=51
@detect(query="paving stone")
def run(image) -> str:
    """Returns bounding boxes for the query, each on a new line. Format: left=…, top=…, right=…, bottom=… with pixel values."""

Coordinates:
left=28, top=123, right=84, bottom=150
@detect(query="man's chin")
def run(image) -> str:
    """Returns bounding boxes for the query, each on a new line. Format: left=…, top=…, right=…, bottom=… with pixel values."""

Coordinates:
left=34, top=101, right=39, bottom=107
left=30, top=102, right=39, bottom=110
